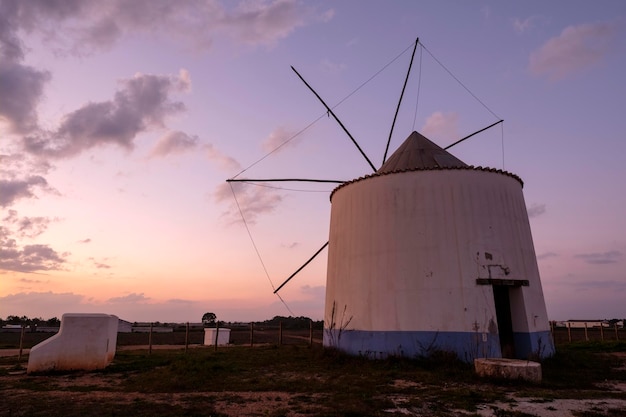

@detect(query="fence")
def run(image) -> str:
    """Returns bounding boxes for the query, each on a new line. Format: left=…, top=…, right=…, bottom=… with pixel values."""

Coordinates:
left=115, top=321, right=325, bottom=354
left=551, top=321, right=623, bottom=345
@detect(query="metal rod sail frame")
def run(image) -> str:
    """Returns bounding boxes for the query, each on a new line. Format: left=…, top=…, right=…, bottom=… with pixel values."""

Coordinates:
left=444, top=119, right=503, bottom=150
left=227, top=178, right=344, bottom=184
left=291, top=66, right=377, bottom=173
left=383, top=37, right=419, bottom=166
left=274, top=241, right=329, bottom=294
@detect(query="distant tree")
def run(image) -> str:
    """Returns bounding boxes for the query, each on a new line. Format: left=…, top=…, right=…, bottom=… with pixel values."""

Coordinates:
left=46, top=317, right=61, bottom=327
left=202, top=312, right=217, bottom=326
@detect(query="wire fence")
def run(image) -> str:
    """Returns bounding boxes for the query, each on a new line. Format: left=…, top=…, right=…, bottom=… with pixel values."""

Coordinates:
left=551, top=322, right=623, bottom=345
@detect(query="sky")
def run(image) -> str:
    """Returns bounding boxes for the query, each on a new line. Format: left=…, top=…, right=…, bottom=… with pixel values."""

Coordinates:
left=1, top=0, right=625, bottom=324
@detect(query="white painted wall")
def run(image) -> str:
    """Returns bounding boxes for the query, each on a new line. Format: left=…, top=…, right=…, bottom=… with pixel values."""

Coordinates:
left=27, top=313, right=118, bottom=373
left=204, top=328, right=231, bottom=346
left=325, top=169, right=551, bottom=337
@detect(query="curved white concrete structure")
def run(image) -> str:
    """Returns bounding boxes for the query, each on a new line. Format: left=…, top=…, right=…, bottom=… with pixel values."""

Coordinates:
left=27, top=313, right=118, bottom=373
left=323, top=132, right=555, bottom=361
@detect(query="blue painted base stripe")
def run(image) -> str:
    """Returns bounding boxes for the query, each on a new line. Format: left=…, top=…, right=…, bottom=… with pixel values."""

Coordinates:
left=324, top=329, right=555, bottom=362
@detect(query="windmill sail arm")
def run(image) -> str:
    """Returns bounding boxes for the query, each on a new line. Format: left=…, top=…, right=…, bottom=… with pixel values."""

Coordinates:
left=274, top=241, right=329, bottom=294
left=291, top=66, right=377, bottom=173
left=444, top=120, right=503, bottom=150
left=227, top=178, right=345, bottom=184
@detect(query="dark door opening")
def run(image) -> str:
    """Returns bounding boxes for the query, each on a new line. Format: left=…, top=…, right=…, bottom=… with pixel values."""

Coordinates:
left=493, top=285, right=516, bottom=358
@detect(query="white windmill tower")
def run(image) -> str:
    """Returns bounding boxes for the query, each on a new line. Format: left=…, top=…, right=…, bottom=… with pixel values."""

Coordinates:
left=229, top=38, right=555, bottom=362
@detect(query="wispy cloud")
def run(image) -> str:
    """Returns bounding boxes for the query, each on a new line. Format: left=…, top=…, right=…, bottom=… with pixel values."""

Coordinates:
left=23, top=70, right=191, bottom=159
left=537, top=251, right=558, bottom=260
left=0, top=242, right=68, bottom=273
left=149, top=130, right=199, bottom=158
left=0, top=176, right=57, bottom=207
left=512, top=15, right=545, bottom=34
left=527, top=203, right=546, bottom=218
left=529, top=21, right=620, bottom=80
left=2, top=210, right=58, bottom=238
left=260, top=126, right=301, bottom=153
left=108, top=293, right=150, bottom=303
left=215, top=182, right=283, bottom=225
left=319, top=58, right=346, bottom=74
left=421, top=111, right=460, bottom=142
left=205, top=144, right=242, bottom=173
left=574, top=250, right=623, bottom=265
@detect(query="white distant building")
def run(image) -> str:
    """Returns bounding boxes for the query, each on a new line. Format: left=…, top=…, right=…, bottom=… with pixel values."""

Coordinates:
left=324, top=132, right=555, bottom=362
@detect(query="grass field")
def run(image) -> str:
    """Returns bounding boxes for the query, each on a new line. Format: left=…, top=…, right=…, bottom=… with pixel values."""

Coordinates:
left=1, top=332, right=625, bottom=416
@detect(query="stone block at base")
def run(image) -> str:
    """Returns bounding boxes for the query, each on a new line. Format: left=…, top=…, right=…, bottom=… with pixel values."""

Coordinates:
left=204, top=328, right=231, bottom=346
left=474, top=358, right=542, bottom=383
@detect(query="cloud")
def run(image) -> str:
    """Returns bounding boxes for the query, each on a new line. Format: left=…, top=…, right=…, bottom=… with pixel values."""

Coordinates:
left=0, top=62, right=51, bottom=133
left=512, top=16, right=544, bottom=34
left=215, top=182, right=283, bottom=225
left=218, top=0, right=307, bottom=47
left=569, top=279, right=626, bottom=291
left=0, top=292, right=86, bottom=316
left=537, top=251, right=558, bottom=260
left=2, top=1, right=330, bottom=57
left=149, top=131, right=199, bottom=158
left=300, top=284, right=324, bottom=298
left=574, top=250, right=623, bottom=265
left=319, top=58, right=346, bottom=74
left=0, top=291, right=322, bottom=322
left=0, top=241, right=67, bottom=273
left=527, top=203, right=546, bottom=218
left=421, top=111, right=460, bottom=142
left=22, top=70, right=190, bottom=159
left=2, top=210, right=57, bottom=239
left=78, top=238, right=92, bottom=244
left=108, top=292, right=150, bottom=303
left=0, top=176, right=56, bottom=207
left=529, top=21, right=620, bottom=80
left=260, top=126, right=301, bottom=153
left=205, top=144, right=242, bottom=173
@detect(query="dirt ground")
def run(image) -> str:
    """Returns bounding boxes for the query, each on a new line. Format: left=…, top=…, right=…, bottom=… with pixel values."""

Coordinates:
left=1, top=344, right=625, bottom=416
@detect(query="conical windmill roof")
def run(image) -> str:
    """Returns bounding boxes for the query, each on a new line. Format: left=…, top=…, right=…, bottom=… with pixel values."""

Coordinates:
left=378, top=131, right=467, bottom=173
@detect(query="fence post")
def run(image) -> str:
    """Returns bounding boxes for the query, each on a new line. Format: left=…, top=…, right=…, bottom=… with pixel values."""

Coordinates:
left=600, top=323, right=604, bottom=342
left=18, top=325, right=25, bottom=363
left=185, top=322, right=189, bottom=353
left=567, top=322, right=571, bottom=343
left=309, top=319, right=313, bottom=347
left=149, top=322, right=153, bottom=355
left=615, top=323, right=620, bottom=341
left=214, top=322, right=220, bottom=352
left=250, top=322, right=254, bottom=347
left=584, top=322, right=589, bottom=341
left=279, top=321, right=283, bottom=346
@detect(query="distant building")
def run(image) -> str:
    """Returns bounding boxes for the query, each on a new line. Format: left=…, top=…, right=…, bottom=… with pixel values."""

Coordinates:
left=118, top=319, right=133, bottom=333
left=565, top=320, right=609, bottom=328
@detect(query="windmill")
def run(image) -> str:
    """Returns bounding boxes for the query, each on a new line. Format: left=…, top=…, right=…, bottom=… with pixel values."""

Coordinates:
left=228, top=38, right=555, bottom=362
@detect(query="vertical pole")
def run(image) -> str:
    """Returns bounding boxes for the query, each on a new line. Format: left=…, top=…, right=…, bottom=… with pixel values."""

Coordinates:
left=309, top=319, right=313, bottom=347
left=567, top=322, right=572, bottom=343
left=279, top=321, right=283, bottom=346
left=18, top=325, right=25, bottom=363
left=615, top=323, right=619, bottom=341
left=600, top=323, right=604, bottom=342
left=250, top=322, right=254, bottom=347
left=214, top=322, right=220, bottom=352
left=149, top=322, right=153, bottom=355
left=185, top=322, right=189, bottom=353
left=584, top=322, right=589, bottom=342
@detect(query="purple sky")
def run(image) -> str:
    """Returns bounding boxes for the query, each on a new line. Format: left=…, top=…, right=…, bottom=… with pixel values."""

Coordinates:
left=1, top=0, right=625, bottom=323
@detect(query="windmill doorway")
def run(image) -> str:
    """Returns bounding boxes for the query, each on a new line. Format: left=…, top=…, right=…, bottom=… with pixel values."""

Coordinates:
left=493, top=285, right=516, bottom=358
